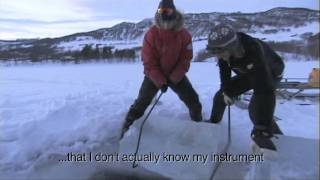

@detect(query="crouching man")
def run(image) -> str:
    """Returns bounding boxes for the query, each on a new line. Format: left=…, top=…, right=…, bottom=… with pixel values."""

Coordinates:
left=121, top=0, right=202, bottom=138
left=206, top=24, right=285, bottom=151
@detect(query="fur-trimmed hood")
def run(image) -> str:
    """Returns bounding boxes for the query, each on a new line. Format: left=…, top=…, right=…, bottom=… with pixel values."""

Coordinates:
left=154, top=10, right=184, bottom=31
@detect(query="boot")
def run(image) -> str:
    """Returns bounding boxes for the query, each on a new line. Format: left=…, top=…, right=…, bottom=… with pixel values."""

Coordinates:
left=272, top=120, right=283, bottom=135
left=208, top=117, right=222, bottom=124
left=190, top=110, right=203, bottom=122
left=251, top=129, right=277, bottom=151
left=120, top=115, right=135, bottom=139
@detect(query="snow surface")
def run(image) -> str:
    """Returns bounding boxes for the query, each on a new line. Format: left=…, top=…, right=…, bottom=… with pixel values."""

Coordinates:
left=246, top=135, right=319, bottom=180
left=0, top=60, right=319, bottom=179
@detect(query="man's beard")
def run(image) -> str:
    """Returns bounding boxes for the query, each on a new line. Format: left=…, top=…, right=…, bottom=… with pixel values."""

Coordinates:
left=161, top=20, right=176, bottom=30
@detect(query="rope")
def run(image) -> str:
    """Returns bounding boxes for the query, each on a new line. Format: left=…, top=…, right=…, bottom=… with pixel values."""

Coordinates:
left=209, top=105, right=232, bottom=180
left=132, top=92, right=163, bottom=168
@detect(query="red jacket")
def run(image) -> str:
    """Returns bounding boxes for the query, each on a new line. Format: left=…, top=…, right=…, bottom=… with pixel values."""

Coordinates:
left=142, top=25, right=193, bottom=88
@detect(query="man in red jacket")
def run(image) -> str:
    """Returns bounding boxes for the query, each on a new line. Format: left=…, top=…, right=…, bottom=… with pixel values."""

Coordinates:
left=121, top=0, right=202, bottom=137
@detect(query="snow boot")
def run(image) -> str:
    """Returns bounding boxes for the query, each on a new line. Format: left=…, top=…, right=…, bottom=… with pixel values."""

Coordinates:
left=190, top=111, right=203, bottom=122
left=272, top=120, right=283, bottom=135
left=251, top=129, right=277, bottom=151
left=120, top=115, right=135, bottom=140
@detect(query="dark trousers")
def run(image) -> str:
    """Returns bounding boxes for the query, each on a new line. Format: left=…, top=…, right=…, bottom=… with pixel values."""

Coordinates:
left=210, top=74, right=281, bottom=133
left=126, top=76, right=202, bottom=124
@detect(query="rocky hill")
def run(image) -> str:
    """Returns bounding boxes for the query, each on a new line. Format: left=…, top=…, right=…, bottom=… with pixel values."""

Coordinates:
left=0, top=7, right=319, bottom=61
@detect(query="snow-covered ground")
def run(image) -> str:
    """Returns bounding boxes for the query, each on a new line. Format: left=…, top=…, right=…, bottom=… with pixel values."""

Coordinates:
left=0, top=60, right=319, bottom=179
left=249, top=22, right=319, bottom=42
left=56, top=38, right=142, bottom=52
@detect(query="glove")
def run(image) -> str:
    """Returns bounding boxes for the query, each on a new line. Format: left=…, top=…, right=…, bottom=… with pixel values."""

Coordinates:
left=223, top=92, right=234, bottom=105
left=160, top=85, right=168, bottom=93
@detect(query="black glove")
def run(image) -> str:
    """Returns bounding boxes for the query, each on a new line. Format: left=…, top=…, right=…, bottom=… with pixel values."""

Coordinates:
left=160, top=85, right=168, bottom=93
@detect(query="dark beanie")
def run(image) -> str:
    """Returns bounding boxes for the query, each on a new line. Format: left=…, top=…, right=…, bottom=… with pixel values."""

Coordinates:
left=208, top=24, right=237, bottom=48
left=159, top=0, right=176, bottom=10
left=158, top=0, right=176, bottom=20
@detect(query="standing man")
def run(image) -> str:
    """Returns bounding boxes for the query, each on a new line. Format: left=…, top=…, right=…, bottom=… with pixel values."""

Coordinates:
left=206, top=24, right=285, bottom=151
left=121, top=0, right=202, bottom=138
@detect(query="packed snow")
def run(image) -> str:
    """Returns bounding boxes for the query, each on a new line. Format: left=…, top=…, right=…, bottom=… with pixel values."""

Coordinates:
left=0, top=60, right=319, bottom=179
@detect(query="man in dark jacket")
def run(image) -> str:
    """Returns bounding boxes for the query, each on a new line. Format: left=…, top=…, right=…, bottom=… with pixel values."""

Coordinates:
left=206, top=24, right=285, bottom=151
left=121, top=0, right=202, bottom=138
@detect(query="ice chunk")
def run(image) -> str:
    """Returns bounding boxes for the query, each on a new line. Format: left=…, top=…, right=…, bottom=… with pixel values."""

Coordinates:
left=120, top=116, right=222, bottom=179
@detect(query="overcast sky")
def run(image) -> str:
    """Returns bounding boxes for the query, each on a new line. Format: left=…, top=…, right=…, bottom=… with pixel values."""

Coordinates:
left=0, top=0, right=318, bottom=40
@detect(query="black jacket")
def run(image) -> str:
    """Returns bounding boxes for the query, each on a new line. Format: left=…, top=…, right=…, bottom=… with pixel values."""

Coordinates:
left=219, top=32, right=285, bottom=94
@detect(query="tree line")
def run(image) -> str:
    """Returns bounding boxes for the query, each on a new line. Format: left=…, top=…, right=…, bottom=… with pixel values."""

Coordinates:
left=0, top=44, right=138, bottom=63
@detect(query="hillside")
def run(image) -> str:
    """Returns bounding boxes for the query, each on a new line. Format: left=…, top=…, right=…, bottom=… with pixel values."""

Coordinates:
left=0, top=7, right=319, bottom=62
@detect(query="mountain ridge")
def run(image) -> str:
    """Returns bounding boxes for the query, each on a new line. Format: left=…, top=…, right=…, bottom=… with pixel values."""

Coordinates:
left=0, top=7, right=319, bottom=61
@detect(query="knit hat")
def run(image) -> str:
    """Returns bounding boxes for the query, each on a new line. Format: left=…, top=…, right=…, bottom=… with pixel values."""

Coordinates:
left=157, top=0, right=176, bottom=21
left=207, top=24, right=238, bottom=53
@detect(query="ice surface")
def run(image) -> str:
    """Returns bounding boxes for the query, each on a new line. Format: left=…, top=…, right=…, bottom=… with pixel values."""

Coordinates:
left=120, top=116, right=221, bottom=179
